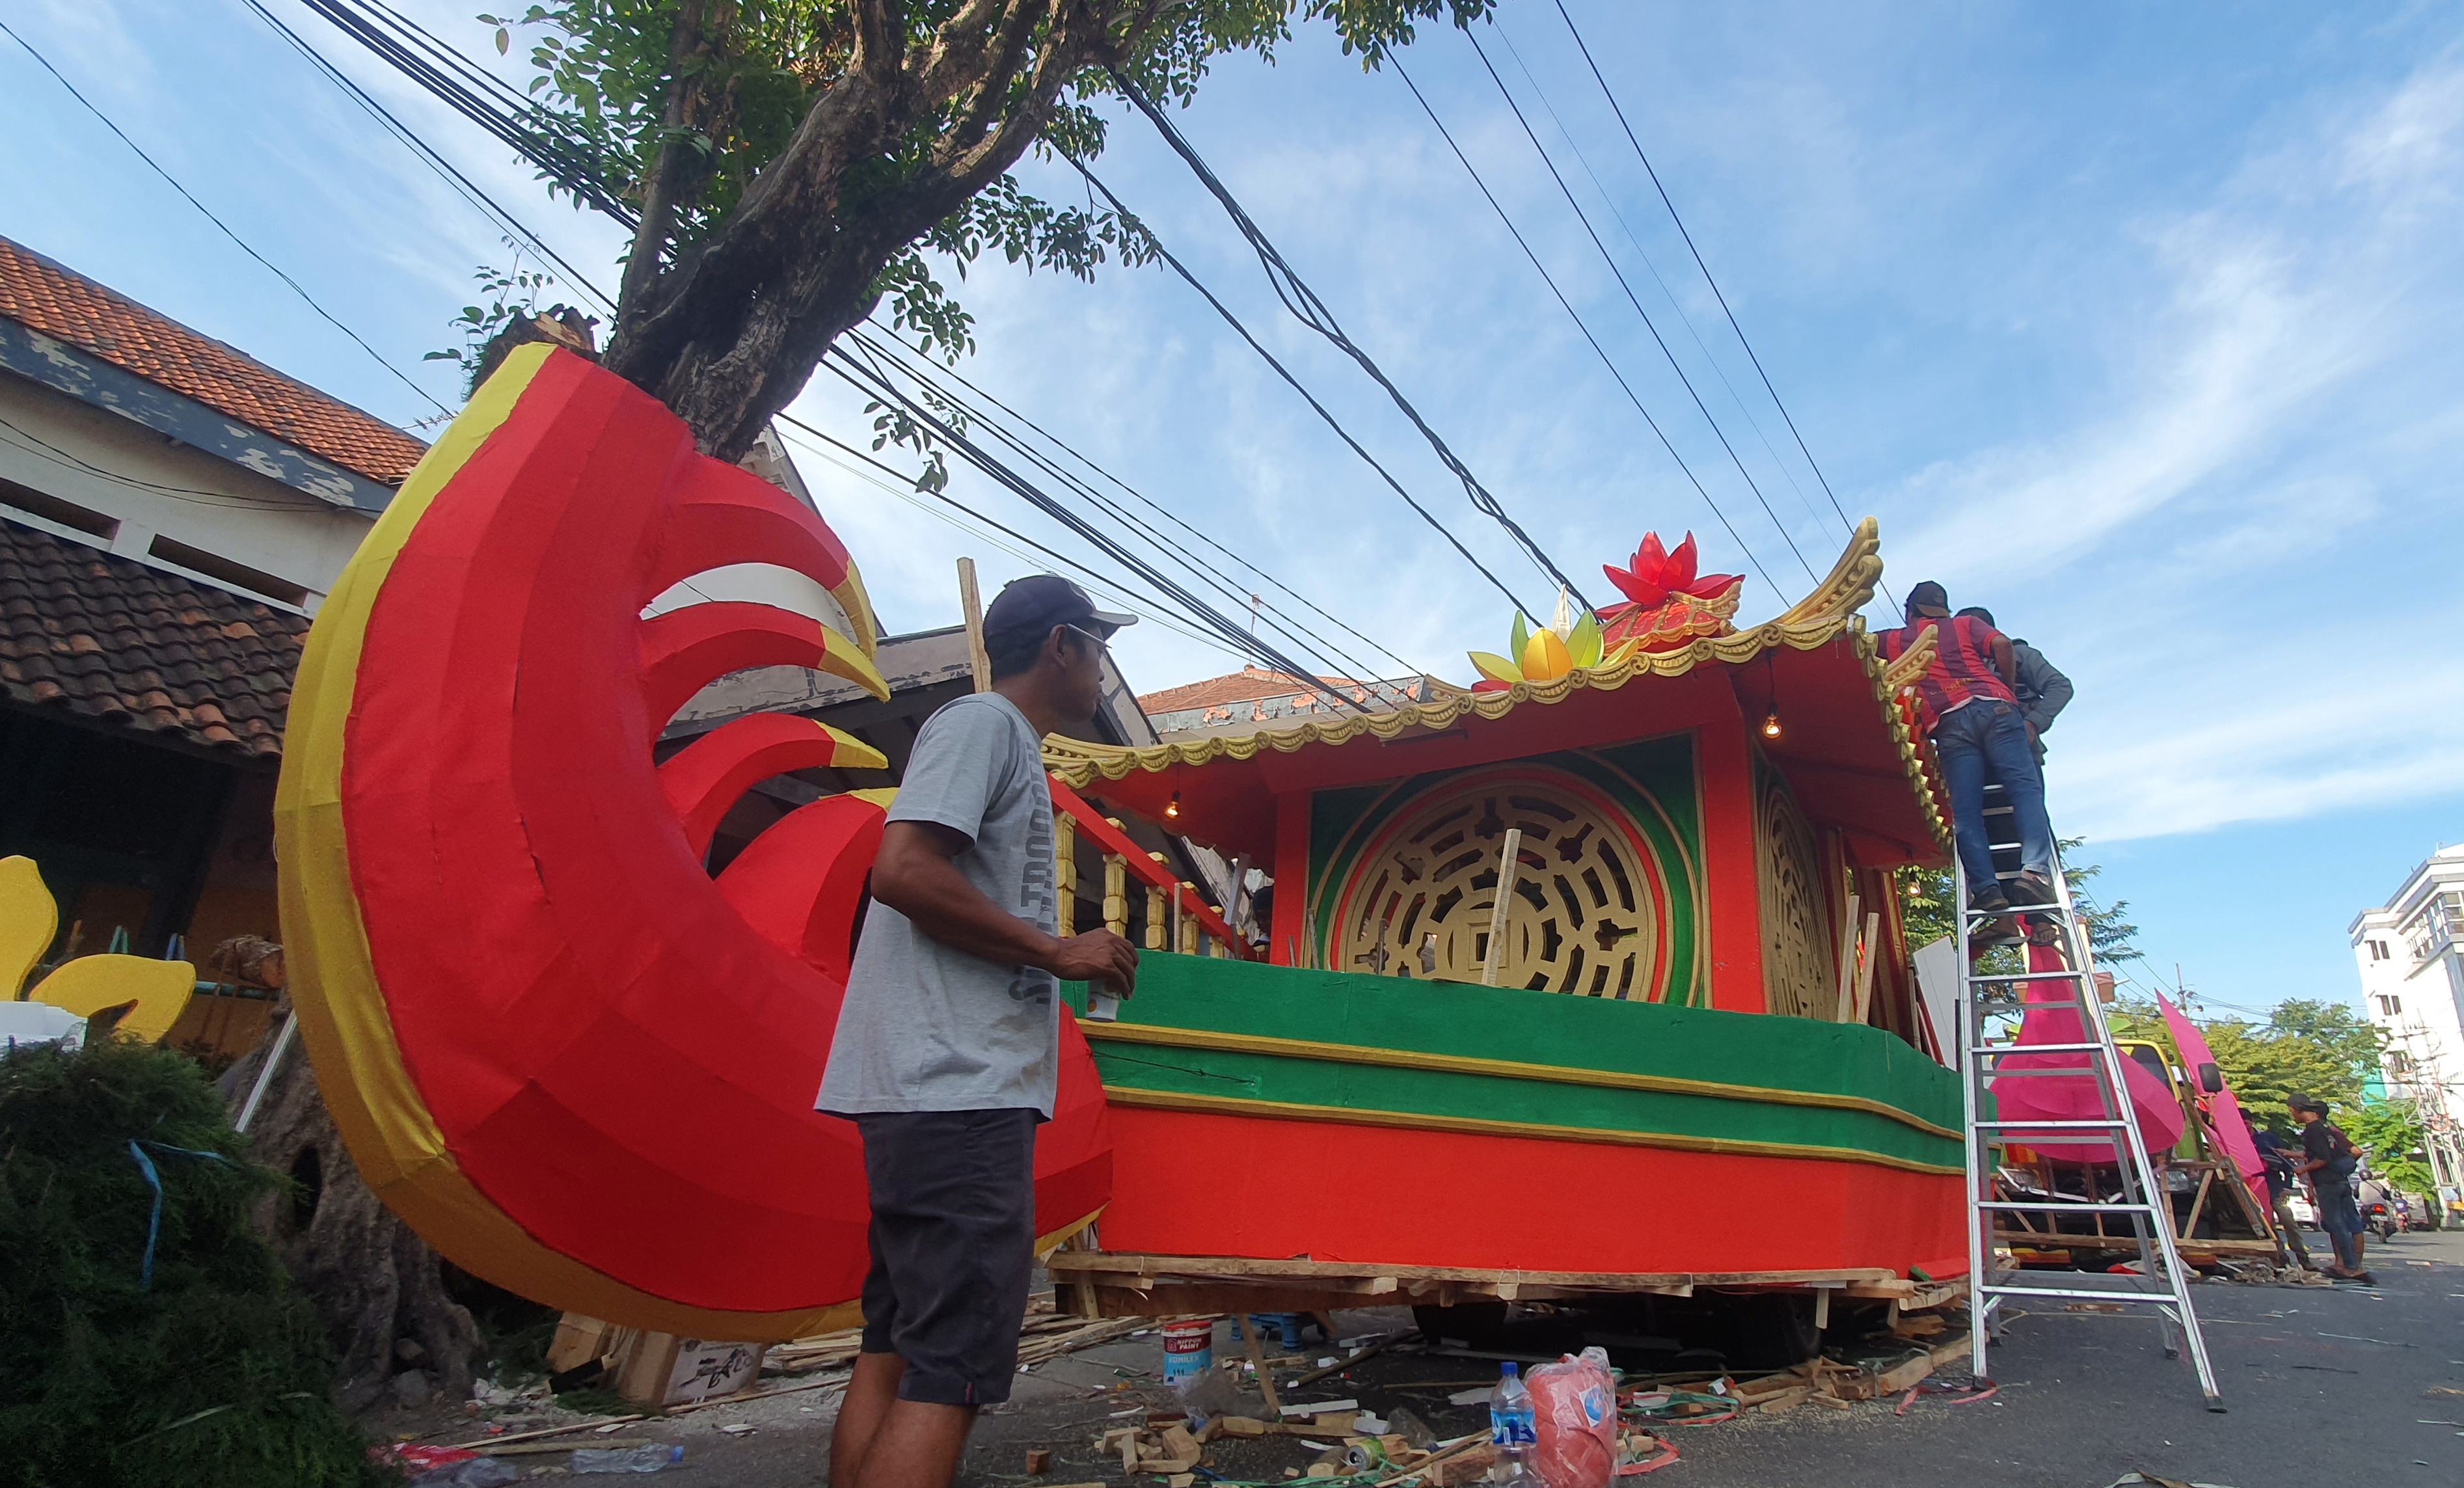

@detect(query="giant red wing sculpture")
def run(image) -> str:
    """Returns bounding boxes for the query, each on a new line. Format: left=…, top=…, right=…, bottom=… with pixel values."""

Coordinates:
left=276, top=346, right=1109, bottom=1340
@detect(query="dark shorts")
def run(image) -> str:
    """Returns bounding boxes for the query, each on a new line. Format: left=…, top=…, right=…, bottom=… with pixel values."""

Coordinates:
left=856, top=1107, right=1038, bottom=1407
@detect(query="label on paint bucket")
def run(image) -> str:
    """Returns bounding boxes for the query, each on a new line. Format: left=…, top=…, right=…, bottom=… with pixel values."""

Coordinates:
left=1161, top=1318, right=1213, bottom=1383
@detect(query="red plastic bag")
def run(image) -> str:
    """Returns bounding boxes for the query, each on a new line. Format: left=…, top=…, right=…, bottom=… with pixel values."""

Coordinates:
left=1528, top=1348, right=1618, bottom=1488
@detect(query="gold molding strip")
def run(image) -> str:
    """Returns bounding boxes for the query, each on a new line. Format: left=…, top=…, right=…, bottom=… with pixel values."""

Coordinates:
left=1081, top=1020, right=1960, bottom=1140
left=1103, top=1087, right=1965, bottom=1177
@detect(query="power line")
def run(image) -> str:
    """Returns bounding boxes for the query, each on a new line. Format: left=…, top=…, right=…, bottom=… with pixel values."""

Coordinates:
left=776, top=415, right=1251, bottom=661
left=1487, top=20, right=1827, bottom=541
left=1388, top=59, right=1779, bottom=599
left=847, top=329, right=1408, bottom=686
left=1461, top=27, right=1818, bottom=586
left=826, top=349, right=1376, bottom=714
left=1110, top=71, right=1590, bottom=614
left=1548, top=1, right=1891, bottom=609
left=856, top=318, right=1421, bottom=679
left=1, top=16, right=451, bottom=420
left=236, top=0, right=616, bottom=314
left=1068, top=156, right=1537, bottom=619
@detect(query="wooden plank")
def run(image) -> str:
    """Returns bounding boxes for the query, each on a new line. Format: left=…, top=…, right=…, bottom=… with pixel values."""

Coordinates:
left=957, top=558, right=991, bottom=693
left=1480, top=829, right=1524, bottom=988
left=1992, top=1231, right=2277, bottom=1256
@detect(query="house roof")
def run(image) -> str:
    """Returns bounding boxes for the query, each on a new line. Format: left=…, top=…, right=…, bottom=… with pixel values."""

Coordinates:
left=1139, top=666, right=1387, bottom=714
left=1046, top=520, right=1951, bottom=865
left=0, top=517, right=308, bottom=761
left=0, top=235, right=426, bottom=487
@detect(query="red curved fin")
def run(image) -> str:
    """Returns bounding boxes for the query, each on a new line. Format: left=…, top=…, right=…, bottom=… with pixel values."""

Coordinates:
left=660, top=714, right=888, bottom=860
left=638, top=602, right=889, bottom=739
left=715, top=793, right=886, bottom=982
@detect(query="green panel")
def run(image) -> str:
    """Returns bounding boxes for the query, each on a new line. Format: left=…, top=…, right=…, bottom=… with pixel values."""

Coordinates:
left=1066, top=953, right=1965, bottom=1169
left=1302, top=736, right=1707, bottom=1006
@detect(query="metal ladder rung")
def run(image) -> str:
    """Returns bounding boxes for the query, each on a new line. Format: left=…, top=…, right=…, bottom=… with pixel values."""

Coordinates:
left=1971, top=1041, right=2109, bottom=1055
left=1977, top=1200, right=2167, bottom=1215
left=1967, top=969, right=2089, bottom=984
left=1974, top=1285, right=2186, bottom=1305
left=1974, top=1118, right=2133, bottom=1130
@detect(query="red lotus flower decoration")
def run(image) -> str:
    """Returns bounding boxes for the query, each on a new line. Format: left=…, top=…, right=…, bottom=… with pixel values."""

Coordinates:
left=1597, top=532, right=1744, bottom=652
left=1603, top=532, right=1739, bottom=608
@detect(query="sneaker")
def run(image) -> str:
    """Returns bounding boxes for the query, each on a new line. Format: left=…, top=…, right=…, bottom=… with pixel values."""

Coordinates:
left=2009, top=872, right=2057, bottom=910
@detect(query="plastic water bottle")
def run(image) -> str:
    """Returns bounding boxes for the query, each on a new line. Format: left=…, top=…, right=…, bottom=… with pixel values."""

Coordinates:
left=1488, top=1361, right=1535, bottom=1482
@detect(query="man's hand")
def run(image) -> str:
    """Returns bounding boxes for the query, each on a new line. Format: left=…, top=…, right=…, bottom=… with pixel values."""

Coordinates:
left=1046, top=929, right=1138, bottom=997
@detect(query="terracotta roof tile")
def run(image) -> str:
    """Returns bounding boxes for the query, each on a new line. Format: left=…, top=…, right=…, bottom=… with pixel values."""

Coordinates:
left=0, top=235, right=426, bottom=485
left=0, top=518, right=307, bottom=761
left=1137, top=666, right=1378, bottom=714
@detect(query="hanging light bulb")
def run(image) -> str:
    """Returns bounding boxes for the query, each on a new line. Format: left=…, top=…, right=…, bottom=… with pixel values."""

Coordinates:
left=1165, top=791, right=1182, bottom=820
left=1761, top=709, right=1782, bottom=740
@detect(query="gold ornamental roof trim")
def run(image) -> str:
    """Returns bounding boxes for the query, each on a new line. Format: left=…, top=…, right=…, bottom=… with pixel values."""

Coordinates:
left=1044, top=520, right=1947, bottom=849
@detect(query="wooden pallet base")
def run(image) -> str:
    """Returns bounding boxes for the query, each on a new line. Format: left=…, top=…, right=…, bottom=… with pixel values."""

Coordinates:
left=1046, top=1251, right=1962, bottom=1319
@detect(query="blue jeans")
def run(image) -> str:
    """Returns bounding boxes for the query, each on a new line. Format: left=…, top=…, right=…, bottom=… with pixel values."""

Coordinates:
left=1934, top=698, right=2054, bottom=895
left=2316, top=1180, right=2366, bottom=1271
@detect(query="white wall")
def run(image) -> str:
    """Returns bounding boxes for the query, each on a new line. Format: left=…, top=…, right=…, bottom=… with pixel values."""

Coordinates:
left=0, top=372, right=374, bottom=610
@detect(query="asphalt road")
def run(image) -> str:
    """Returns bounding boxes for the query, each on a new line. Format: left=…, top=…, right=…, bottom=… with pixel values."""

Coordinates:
left=432, top=1227, right=2464, bottom=1487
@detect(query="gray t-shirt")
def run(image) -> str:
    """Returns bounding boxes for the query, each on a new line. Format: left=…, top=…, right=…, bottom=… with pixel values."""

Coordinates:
left=816, top=692, right=1061, bottom=1118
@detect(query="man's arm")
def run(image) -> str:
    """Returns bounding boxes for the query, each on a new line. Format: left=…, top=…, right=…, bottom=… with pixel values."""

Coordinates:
left=1988, top=632, right=2016, bottom=690
left=2018, top=645, right=2074, bottom=735
left=871, top=820, right=1137, bottom=994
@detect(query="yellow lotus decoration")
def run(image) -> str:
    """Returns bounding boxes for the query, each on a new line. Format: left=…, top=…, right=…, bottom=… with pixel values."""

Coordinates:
left=1467, top=603, right=1638, bottom=693
left=1, top=855, right=194, bottom=1044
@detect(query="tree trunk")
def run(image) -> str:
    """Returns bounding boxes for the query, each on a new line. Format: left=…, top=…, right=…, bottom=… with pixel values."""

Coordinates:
left=219, top=1005, right=480, bottom=1414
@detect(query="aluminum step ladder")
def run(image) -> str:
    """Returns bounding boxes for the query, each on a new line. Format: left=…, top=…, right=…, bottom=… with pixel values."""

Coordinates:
left=1956, top=784, right=2223, bottom=1409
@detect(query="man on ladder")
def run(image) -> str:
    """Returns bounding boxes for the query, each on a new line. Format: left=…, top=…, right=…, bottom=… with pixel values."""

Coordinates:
left=1878, top=582, right=2057, bottom=938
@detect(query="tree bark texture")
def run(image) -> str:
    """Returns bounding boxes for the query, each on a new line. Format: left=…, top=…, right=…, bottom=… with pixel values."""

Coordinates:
left=219, top=1006, right=480, bottom=1414
left=602, top=0, right=1169, bottom=461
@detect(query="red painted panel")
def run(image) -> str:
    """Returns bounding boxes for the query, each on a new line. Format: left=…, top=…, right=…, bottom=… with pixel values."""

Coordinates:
left=1098, top=1107, right=1966, bottom=1280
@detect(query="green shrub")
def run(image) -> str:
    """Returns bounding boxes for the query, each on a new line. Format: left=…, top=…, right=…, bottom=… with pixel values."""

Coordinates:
left=0, top=1038, right=393, bottom=1487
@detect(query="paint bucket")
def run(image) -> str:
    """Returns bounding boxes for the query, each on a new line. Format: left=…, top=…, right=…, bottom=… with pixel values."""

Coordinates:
left=1161, top=1317, right=1215, bottom=1384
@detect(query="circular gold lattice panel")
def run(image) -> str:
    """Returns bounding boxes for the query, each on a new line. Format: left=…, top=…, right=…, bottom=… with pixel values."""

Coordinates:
left=1332, top=773, right=1662, bottom=996
left=1755, top=778, right=1832, bottom=1018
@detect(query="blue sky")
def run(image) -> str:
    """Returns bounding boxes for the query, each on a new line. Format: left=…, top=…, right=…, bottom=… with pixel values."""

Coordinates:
left=5, top=2, right=2459, bottom=1018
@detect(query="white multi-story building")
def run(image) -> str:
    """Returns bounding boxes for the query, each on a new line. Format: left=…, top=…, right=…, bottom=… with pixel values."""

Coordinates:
left=2349, top=844, right=2464, bottom=1220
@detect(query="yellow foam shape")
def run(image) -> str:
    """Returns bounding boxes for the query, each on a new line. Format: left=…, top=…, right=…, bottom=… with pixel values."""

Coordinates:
left=29, top=954, right=195, bottom=1043
left=0, top=854, right=57, bottom=997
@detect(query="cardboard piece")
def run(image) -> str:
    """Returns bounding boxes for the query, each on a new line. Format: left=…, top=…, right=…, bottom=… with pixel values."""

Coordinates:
left=607, top=1329, right=766, bottom=1408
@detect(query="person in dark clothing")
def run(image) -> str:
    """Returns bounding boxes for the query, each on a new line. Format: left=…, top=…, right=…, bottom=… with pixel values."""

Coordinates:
left=2250, top=1127, right=2316, bottom=1271
left=1876, top=582, right=2055, bottom=938
left=1956, top=606, right=2072, bottom=763
left=2290, top=1096, right=2371, bottom=1281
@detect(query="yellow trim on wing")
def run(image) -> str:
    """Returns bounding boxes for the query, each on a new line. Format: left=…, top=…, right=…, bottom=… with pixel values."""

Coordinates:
left=820, top=623, right=890, bottom=701
left=1079, top=1021, right=1958, bottom=1140
left=1102, top=1087, right=1965, bottom=1176
left=275, top=344, right=840, bottom=1341
left=1035, top=1206, right=1105, bottom=1262
left=817, top=720, right=889, bottom=772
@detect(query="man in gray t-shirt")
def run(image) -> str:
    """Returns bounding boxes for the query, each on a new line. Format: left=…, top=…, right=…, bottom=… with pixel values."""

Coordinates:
left=821, top=575, right=1139, bottom=1488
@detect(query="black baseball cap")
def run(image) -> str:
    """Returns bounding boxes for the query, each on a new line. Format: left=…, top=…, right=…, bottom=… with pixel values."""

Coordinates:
left=982, top=575, right=1137, bottom=647
left=1905, top=580, right=1949, bottom=617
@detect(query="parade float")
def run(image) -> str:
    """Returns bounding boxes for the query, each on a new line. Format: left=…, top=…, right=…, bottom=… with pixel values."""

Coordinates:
left=1040, top=524, right=1976, bottom=1331
left=273, top=346, right=1968, bottom=1350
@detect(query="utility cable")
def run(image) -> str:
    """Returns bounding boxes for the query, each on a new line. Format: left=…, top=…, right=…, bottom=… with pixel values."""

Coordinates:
left=774, top=410, right=1247, bottom=659
left=1462, top=28, right=1817, bottom=585
left=1388, top=59, right=1778, bottom=598
left=856, top=317, right=1421, bottom=679
left=297, top=0, right=636, bottom=224
left=235, top=0, right=615, bottom=314
left=846, top=329, right=1404, bottom=686
left=826, top=349, right=1375, bottom=713
left=1110, top=70, right=1590, bottom=612
left=1067, top=156, right=1536, bottom=619
left=1549, top=0, right=1890, bottom=609
left=1489, top=20, right=1826, bottom=540
left=0, top=16, right=452, bottom=420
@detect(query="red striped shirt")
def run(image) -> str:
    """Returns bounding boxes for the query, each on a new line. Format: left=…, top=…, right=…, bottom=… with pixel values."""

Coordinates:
left=1879, top=615, right=2014, bottom=733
